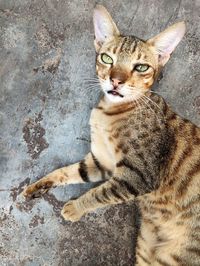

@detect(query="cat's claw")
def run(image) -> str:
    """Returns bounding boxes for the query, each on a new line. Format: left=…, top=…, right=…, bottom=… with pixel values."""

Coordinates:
left=61, top=200, right=83, bottom=222
left=22, top=184, right=36, bottom=199
left=22, top=180, right=54, bottom=199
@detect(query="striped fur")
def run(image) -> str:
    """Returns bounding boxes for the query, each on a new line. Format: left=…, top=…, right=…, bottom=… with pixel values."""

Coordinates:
left=23, top=5, right=199, bottom=266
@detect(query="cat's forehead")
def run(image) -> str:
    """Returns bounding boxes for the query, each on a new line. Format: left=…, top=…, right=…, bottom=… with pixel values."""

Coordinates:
left=114, top=36, right=144, bottom=53
left=102, top=35, right=156, bottom=64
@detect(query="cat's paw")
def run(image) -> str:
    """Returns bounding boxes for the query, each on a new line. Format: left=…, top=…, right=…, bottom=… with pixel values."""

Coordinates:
left=61, top=200, right=83, bottom=222
left=22, top=180, right=54, bottom=199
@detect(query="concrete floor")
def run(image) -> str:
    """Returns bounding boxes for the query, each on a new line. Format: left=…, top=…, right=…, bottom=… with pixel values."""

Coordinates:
left=0, top=0, right=199, bottom=265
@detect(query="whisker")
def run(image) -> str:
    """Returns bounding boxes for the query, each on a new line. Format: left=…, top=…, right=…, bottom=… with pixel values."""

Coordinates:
left=135, top=98, right=142, bottom=129
left=82, top=77, right=104, bottom=86
left=82, top=78, right=100, bottom=81
left=81, top=75, right=102, bottom=81
left=82, top=76, right=99, bottom=79
left=138, top=97, right=146, bottom=130
left=83, top=81, right=100, bottom=84
left=143, top=94, right=164, bottom=115
left=140, top=96, right=161, bottom=123
left=86, top=84, right=100, bottom=89
left=126, top=91, right=144, bottom=129
left=126, top=87, right=164, bottom=122
left=83, top=83, right=100, bottom=87
left=149, top=90, right=160, bottom=95
left=79, top=83, right=101, bottom=94
left=80, top=75, right=98, bottom=78
left=80, top=87, right=100, bottom=97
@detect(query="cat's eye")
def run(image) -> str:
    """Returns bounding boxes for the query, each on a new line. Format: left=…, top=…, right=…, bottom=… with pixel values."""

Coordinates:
left=135, top=64, right=149, bottom=72
left=101, top=53, right=113, bottom=64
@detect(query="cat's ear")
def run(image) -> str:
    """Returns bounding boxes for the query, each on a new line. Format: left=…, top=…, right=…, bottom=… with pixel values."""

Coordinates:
left=93, top=5, right=120, bottom=52
left=147, top=22, right=186, bottom=66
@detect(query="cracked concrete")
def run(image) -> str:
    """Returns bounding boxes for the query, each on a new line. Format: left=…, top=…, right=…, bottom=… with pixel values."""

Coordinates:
left=0, top=0, right=199, bottom=265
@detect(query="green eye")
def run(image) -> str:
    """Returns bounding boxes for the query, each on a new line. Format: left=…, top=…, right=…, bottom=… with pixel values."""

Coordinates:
left=135, top=64, right=149, bottom=72
left=101, top=53, right=113, bottom=64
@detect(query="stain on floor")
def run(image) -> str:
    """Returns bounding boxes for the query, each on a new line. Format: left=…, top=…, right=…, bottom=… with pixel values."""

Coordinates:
left=23, top=112, right=49, bottom=159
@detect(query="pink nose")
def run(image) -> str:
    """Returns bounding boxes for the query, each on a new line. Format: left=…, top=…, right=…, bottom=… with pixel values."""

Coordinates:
left=111, top=78, right=123, bottom=87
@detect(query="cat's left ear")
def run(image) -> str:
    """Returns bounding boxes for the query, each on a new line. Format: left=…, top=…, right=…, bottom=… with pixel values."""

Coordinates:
left=147, top=22, right=186, bottom=66
left=93, top=5, right=120, bottom=52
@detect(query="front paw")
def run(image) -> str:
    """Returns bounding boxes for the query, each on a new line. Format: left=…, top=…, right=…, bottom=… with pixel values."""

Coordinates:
left=22, top=179, right=54, bottom=199
left=61, top=200, right=83, bottom=222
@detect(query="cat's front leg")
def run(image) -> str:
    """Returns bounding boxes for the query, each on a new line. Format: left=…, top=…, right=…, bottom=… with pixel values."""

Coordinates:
left=61, top=158, right=152, bottom=222
left=23, top=152, right=110, bottom=199
left=61, top=176, right=137, bottom=222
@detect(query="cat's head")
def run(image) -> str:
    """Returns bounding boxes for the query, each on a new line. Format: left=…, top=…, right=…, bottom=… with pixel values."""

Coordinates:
left=93, top=5, right=185, bottom=103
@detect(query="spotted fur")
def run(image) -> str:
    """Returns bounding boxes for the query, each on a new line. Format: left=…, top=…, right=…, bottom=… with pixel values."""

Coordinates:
left=23, top=5, right=200, bottom=265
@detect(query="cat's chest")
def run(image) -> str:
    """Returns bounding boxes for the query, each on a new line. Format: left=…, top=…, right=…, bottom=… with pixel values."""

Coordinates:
left=89, top=108, right=119, bottom=170
left=90, top=108, right=111, bottom=132
left=89, top=108, right=114, bottom=151
left=89, top=107, right=141, bottom=148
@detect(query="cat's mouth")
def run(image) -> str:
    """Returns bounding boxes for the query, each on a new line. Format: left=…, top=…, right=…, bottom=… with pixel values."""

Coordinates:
left=107, top=90, right=124, bottom=97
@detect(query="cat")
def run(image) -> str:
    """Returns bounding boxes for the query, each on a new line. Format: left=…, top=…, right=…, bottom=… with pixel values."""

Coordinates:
left=23, top=5, right=200, bottom=266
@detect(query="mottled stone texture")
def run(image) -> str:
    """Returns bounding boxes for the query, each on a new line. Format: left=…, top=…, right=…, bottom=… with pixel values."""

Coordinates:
left=0, top=0, right=199, bottom=265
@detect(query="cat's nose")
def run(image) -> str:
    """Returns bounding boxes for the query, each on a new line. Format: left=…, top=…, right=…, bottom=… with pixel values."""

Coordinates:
left=110, top=68, right=128, bottom=87
left=111, top=78, right=123, bottom=88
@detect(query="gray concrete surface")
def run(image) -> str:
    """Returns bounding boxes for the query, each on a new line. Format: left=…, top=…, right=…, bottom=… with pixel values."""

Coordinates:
left=0, top=0, right=199, bottom=265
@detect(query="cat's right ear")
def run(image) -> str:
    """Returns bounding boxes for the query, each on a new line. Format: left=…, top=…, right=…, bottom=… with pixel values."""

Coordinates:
left=93, top=5, right=120, bottom=52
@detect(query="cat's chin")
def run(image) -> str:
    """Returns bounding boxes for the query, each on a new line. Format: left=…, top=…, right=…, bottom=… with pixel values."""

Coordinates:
left=105, top=93, right=138, bottom=105
left=104, top=91, right=142, bottom=104
left=105, top=92, right=126, bottom=103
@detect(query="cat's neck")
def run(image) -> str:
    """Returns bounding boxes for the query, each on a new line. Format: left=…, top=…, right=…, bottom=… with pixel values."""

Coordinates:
left=98, top=91, right=153, bottom=115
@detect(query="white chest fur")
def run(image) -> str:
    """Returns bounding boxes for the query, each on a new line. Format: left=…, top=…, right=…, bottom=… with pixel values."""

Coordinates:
left=89, top=108, right=116, bottom=171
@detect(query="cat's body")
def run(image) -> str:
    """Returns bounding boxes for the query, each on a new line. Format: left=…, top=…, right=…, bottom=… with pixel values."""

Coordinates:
left=23, top=5, right=200, bottom=265
left=91, top=93, right=200, bottom=265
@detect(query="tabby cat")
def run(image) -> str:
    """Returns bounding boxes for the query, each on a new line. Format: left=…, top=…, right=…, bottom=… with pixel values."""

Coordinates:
left=23, top=5, right=200, bottom=266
